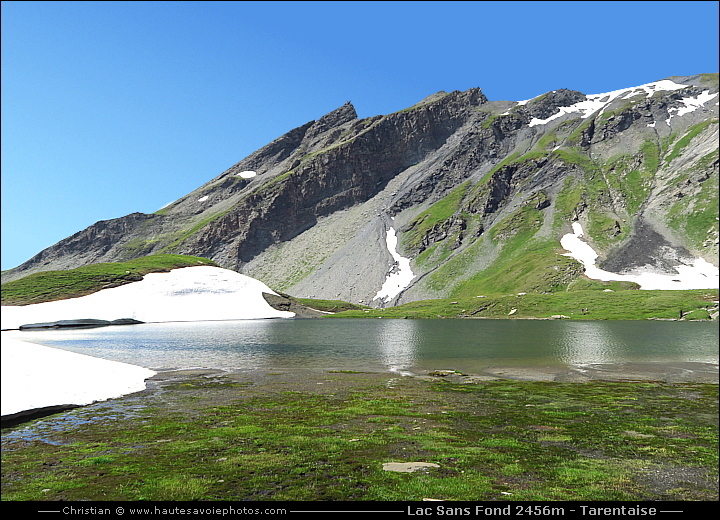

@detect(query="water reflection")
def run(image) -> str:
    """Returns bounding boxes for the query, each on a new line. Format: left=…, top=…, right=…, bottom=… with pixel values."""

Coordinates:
left=554, top=321, right=620, bottom=364
left=6, top=318, right=717, bottom=374
left=552, top=320, right=719, bottom=365
left=375, top=318, right=420, bottom=373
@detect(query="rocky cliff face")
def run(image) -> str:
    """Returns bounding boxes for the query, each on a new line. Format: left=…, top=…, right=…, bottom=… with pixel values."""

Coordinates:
left=4, top=74, right=718, bottom=306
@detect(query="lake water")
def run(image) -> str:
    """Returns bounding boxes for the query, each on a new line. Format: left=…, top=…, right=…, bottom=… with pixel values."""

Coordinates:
left=8, top=319, right=719, bottom=378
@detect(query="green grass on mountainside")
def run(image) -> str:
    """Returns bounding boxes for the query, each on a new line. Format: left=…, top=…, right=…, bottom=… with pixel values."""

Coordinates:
left=665, top=119, right=718, bottom=165
left=449, top=246, right=584, bottom=297
left=403, top=181, right=471, bottom=252
left=1, top=254, right=219, bottom=306
left=330, top=288, right=718, bottom=321
left=2, top=254, right=716, bottom=323
left=665, top=149, right=719, bottom=252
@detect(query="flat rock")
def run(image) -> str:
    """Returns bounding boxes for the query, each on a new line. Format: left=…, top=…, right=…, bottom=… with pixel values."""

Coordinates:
left=428, top=370, right=459, bottom=377
left=382, top=462, right=440, bottom=473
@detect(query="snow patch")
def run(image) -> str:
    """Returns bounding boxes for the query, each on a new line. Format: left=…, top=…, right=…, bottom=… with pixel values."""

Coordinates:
left=1, top=335, right=156, bottom=417
left=528, top=79, right=688, bottom=127
left=560, top=223, right=719, bottom=290
left=373, top=223, right=415, bottom=303
left=198, top=195, right=209, bottom=202
left=236, top=170, right=257, bottom=179
left=665, top=90, right=718, bottom=126
left=0, top=266, right=294, bottom=330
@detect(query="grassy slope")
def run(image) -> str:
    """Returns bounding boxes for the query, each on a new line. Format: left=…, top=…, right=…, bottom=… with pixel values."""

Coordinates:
left=402, top=150, right=593, bottom=299
left=0, top=254, right=219, bottom=306
left=331, top=288, right=718, bottom=321
left=291, top=297, right=367, bottom=313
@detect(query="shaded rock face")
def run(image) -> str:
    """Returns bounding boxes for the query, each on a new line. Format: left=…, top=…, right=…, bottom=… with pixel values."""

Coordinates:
left=171, top=88, right=489, bottom=266
left=261, top=293, right=327, bottom=318
left=3, top=74, right=718, bottom=304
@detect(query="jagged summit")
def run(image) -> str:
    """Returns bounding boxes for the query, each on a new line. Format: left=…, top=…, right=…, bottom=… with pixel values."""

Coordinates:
left=3, top=75, right=718, bottom=306
left=313, top=101, right=357, bottom=128
left=413, top=91, right=448, bottom=106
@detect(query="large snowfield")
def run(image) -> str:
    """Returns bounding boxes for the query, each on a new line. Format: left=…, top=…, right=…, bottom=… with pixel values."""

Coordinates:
left=1, top=266, right=294, bottom=418
left=1, top=266, right=295, bottom=331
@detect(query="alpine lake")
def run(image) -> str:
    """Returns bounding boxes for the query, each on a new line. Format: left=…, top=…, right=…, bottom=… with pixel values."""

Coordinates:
left=6, top=318, right=718, bottom=379
left=2, top=318, right=718, bottom=502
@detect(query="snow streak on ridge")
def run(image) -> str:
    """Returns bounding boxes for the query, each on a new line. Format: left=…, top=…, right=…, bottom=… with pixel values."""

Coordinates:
left=528, top=79, right=690, bottom=127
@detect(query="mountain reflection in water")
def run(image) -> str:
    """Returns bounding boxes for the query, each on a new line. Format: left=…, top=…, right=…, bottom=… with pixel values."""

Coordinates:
left=7, top=319, right=717, bottom=379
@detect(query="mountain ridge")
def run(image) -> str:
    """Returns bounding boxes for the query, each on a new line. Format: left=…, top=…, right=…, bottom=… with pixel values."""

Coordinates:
left=3, top=73, right=718, bottom=307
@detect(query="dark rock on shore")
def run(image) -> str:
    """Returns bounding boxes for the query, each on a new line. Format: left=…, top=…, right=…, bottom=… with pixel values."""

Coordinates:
left=262, top=293, right=327, bottom=318
left=19, top=318, right=144, bottom=331
left=1, top=403, right=81, bottom=428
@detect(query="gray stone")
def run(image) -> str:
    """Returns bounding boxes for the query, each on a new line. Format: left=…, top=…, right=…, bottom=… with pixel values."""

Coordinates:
left=382, top=462, right=440, bottom=473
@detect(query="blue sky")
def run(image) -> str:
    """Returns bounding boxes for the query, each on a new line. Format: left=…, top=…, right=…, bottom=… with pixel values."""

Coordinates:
left=2, top=1, right=718, bottom=271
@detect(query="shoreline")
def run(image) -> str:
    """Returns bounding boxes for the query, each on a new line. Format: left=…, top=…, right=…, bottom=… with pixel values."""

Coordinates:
left=3, top=360, right=717, bottom=429
left=153, top=361, right=720, bottom=384
left=7, top=362, right=716, bottom=429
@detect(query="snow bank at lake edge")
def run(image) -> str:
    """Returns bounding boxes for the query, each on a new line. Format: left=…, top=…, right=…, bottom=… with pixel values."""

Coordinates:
left=1, top=334, right=156, bottom=417
left=1, top=266, right=295, bottom=330
left=1, top=265, right=295, bottom=418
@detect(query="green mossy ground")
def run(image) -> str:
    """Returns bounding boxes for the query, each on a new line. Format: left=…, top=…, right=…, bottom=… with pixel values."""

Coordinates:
left=2, top=372, right=716, bottom=501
